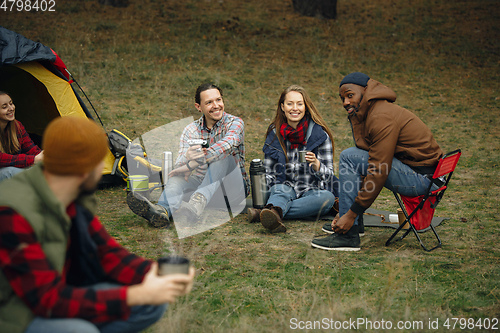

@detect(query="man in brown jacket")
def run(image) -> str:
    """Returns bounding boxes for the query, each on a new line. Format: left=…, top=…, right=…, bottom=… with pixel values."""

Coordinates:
left=311, top=72, right=443, bottom=251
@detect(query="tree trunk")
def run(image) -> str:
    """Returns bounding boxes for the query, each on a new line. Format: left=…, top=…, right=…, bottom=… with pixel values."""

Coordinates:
left=292, top=0, right=337, bottom=19
left=98, top=0, right=129, bottom=8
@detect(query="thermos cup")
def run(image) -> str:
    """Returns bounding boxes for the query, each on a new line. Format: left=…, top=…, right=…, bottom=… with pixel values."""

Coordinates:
left=250, top=159, right=269, bottom=209
left=162, top=151, right=173, bottom=185
left=299, top=150, right=308, bottom=163
left=157, top=256, right=190, bottom=276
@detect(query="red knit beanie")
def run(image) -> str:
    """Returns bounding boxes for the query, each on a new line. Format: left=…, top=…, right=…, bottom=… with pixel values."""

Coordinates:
left=43, top=116, right=108, bottom=175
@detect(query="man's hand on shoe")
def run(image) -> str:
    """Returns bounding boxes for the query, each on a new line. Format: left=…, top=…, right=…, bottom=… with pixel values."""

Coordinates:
left=331, top=210, right=356, bottom=234
left=127, top=262, right=195, bottom=306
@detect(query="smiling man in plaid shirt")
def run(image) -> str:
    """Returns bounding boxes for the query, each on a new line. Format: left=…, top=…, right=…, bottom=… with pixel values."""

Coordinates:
left=0, top=117, right=195, bottom=333
left=129, top=83, right=250, bottom=226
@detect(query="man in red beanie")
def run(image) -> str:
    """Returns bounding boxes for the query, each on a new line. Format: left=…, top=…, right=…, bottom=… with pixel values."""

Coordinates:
left=311, top=72, right=443, bottom=251
left=0, top=116, right=195, bottom=333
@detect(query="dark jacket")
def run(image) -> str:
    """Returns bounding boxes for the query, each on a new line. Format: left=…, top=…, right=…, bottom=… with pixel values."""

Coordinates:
left=0, top=164, right=99, bottom=333
left=349, top=79, right=443, bottom=214
left=263, top=121, right=339, bottom=197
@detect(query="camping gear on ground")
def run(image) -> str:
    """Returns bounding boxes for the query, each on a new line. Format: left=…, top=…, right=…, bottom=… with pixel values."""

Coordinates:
left=108, top=129, right=132, bottom=158
left=397, top=208, right=409, bottom=229
left=386, top=149, right=462, bottom=251
left=0, top=27, right=117, bottom=184
left=249, top=159, right=268, bottom=209
left=107, top=128, right=164, bottom=189
left=127, top=175, right=150, bottom=199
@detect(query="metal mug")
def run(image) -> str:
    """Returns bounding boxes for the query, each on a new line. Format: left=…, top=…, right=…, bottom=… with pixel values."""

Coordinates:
left=157, top=256, right=190, bottom=276
left=299, top=150, right=308, bottom=163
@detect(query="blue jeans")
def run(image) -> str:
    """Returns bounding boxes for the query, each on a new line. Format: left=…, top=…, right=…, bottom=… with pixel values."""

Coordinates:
left=158, top=156, right=247, bottom=216
left=24, top=283, right=167, bottom=333
left=0, top=166, right=24, bottom=182
left=339, top=147, right=436, bottom=226
left=266, top=184, right=335, bottom=219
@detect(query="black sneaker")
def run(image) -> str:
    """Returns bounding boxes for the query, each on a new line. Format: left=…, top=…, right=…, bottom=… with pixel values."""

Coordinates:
left=321, top=215, right=365, bottom=237
left=358, top=214, right=365, bottom=236
left=311, top=226, right=360, bottom=251
left=321, top=222, right=335, bottom=234
left=126, top=192, right=170, bottom=228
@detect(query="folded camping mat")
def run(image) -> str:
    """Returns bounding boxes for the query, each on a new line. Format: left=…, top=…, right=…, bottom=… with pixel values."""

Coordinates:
left=244, top=198, right=447, bottom=233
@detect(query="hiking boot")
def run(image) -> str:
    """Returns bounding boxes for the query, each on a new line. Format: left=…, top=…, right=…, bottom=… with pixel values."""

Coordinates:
left=322, top=214, right=365, bottom=236
left=126, top=192, right=170, bottom=228
left=260, top=204, right=286, bottom=233
left=173, top=206, right=197, bottom=228
left=311, top=225, right=360, bottom=251
left=187, top=192, right=208, bottom=218
left=247, top=207, right=262, bottom=223
left=175, top=192, right=208, bottom=223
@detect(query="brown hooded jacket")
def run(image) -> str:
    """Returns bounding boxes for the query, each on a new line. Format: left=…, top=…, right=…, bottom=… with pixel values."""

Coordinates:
left=349, top=79, right=443, bottom=215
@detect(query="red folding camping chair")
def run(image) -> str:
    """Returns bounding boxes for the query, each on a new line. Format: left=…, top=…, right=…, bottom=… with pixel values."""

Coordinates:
left=386, top=149, right=462, bottom=251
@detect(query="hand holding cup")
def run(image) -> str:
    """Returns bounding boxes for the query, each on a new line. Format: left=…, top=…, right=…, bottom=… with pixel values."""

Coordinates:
left=126, top=257, right=194, bottom=306
left=300, top=151, right=320, bottom=171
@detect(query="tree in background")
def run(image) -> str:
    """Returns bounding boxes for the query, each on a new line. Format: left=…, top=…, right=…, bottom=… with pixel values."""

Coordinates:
left=292, top=0, right=337, bottom=19
left=98, top=0, right=129, bottom=8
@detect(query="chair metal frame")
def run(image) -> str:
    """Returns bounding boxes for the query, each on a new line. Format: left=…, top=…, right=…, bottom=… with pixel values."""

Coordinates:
left=386, top=149, right=462, bottom=251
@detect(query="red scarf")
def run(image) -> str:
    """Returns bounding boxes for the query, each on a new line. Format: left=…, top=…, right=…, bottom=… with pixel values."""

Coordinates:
left=279, top=117, right=309, bottom=149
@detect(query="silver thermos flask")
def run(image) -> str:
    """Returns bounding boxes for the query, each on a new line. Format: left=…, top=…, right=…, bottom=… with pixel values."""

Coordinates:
left=162, top=151, right=173, bottom=185
left=250, top=159, right=268, bottom=208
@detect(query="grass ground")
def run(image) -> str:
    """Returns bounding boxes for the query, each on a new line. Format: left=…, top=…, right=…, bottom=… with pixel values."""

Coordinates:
left=2, top=0, right=500, bottom=331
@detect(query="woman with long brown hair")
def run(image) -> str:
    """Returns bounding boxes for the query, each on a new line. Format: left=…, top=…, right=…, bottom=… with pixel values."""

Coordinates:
left=0, top=91, right=43, bottom=182
left=248, top=85, right=339, bottom=233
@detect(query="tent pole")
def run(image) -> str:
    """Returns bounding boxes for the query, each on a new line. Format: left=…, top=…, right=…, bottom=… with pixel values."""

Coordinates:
left=65, top=69, right=106, bottom=131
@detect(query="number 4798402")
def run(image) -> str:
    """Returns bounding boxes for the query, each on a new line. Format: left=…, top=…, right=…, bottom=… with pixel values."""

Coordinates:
left=0, top=0, right=56, bottom=12
left=443, top=318, right=498, bottom=330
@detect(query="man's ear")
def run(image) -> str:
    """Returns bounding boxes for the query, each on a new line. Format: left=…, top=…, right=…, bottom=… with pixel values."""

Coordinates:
left=78, top=171, right=90, bottom=184
left=194, top=103, right=201, bottom=112
left=75, top=171, right=91, bottom=185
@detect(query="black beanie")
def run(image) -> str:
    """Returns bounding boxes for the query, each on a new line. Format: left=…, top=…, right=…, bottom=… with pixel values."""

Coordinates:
left=339, top=72, right=370, bottom=88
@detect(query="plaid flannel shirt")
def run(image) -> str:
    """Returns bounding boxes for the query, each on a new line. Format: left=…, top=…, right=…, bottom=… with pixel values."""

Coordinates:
left=0, top=204, right=152, bottom=323
left=264, top=135, right=335, bottom=198
left=175, top=112, right=250, bottom=195
left=0, top=121, right=42, bottom=168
